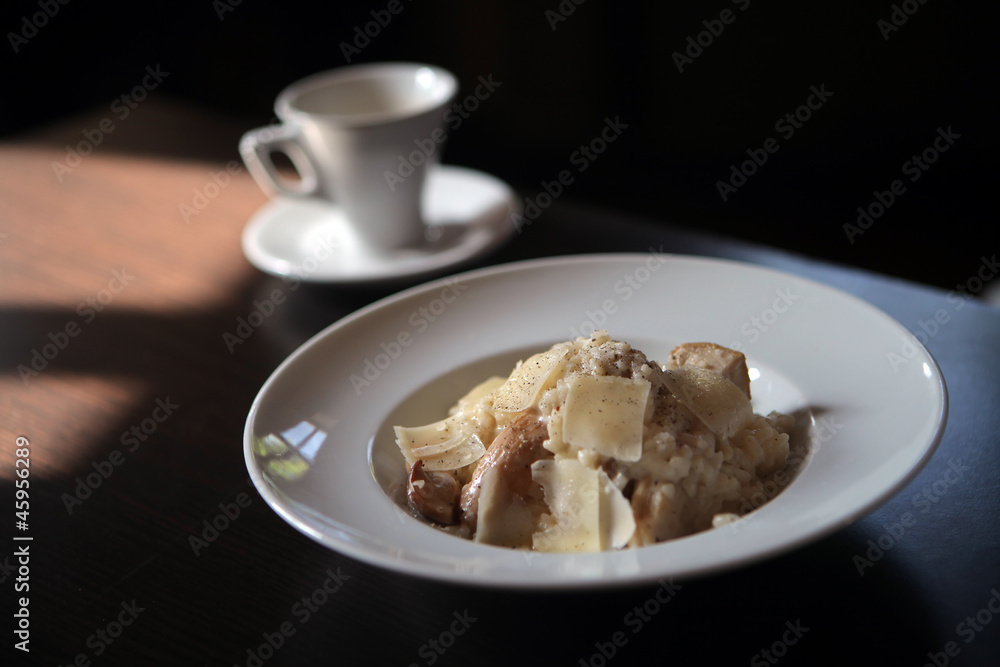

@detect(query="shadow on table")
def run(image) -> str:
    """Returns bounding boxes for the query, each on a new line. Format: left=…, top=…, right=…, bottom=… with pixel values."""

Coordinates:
left=4, top=92, right=990, bottom=664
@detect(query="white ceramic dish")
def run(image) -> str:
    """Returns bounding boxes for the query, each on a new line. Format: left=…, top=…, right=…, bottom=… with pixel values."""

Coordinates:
left=244, top=254, right=947, bottom=589
left=241, top=165, right=519, bottom=284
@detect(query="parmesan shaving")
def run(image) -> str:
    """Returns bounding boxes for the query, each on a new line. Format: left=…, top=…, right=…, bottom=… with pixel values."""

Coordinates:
left=491, top=348, right=568, bottom=413
left=599, top=469, right=636, bottom=550
left=531, top=459, right=600, bottom=552
left=662, top=366, right=753, bottom=438
left=563, top=375, right=650, bottom=462
left=474, top=466, right=537, bottom=548
left=530, top=459, right=637, bottom=552
left=394, top=415, right=486, bottom=471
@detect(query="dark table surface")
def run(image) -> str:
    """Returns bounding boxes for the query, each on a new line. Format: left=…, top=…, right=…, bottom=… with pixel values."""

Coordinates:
left=2, top=105, right=999, bottom=667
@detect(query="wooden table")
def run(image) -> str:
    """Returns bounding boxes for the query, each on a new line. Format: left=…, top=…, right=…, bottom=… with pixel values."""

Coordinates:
left=3, top=103, right=999, bottom=666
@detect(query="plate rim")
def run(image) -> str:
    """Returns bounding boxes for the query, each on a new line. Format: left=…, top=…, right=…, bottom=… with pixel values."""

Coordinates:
left=243, top=252, right=949, bottom=589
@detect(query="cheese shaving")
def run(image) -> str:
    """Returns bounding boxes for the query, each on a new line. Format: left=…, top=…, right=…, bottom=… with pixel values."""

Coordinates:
left=491, top=348, right=568, bottom=413
left=563, top=375, right=650, bottom=462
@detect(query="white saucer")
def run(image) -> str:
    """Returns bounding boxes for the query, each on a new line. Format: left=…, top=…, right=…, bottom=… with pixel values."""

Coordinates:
left=241, top=165, right=521, bottom=284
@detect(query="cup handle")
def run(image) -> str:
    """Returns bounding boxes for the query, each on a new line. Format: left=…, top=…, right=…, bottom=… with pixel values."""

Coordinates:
left=239, top=124, right=321, bottom=198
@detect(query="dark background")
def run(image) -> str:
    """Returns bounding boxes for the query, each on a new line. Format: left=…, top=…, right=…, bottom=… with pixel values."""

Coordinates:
left=1, top=0, right=995, bottom=291
left=2, top=4, right=999, bottom=666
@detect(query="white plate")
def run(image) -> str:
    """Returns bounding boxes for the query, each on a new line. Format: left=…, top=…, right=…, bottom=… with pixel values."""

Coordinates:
left=244, top=254, right=947, bottom=588
left=241, top=165, right=519, bottom=284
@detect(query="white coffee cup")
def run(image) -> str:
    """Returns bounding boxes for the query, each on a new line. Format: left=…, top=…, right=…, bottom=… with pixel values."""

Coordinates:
left=239, top=63, right=458, bottom=249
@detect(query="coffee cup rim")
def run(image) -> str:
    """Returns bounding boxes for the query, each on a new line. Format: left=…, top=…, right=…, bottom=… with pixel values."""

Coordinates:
left=274, top=62, right=458, bottom=127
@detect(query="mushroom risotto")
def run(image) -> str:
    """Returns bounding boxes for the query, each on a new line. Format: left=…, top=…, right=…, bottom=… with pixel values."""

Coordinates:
left=394, top=331, right=794, bottom=552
